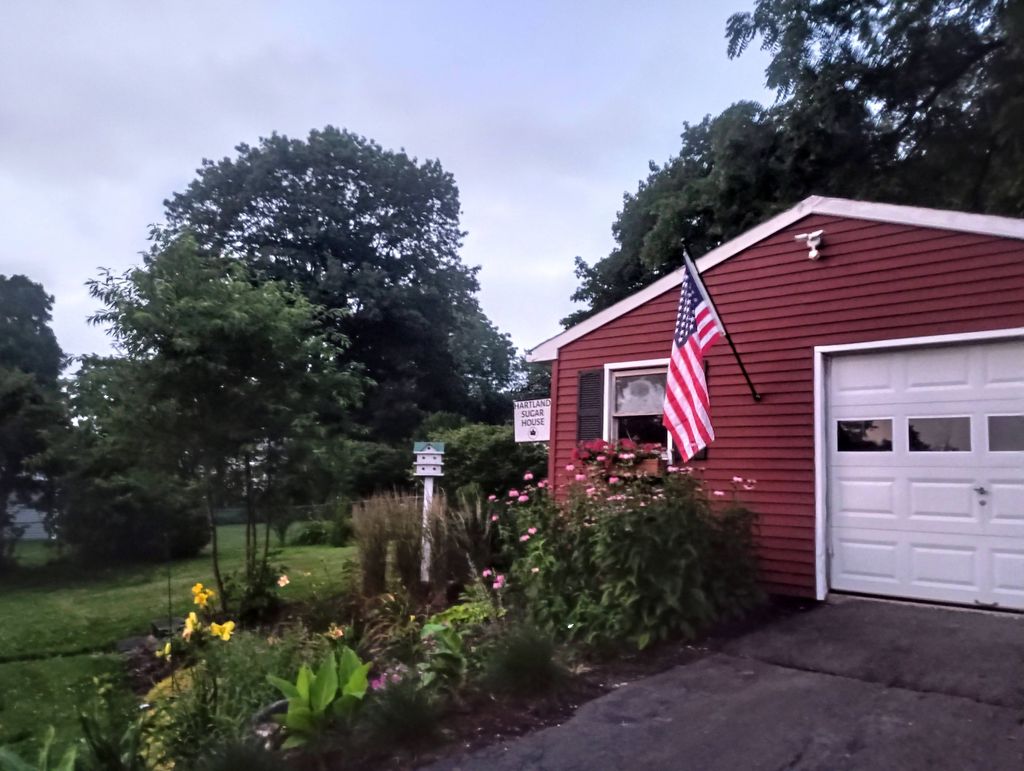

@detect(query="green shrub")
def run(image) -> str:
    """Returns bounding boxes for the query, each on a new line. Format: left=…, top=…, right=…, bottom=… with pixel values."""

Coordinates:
left=432, top=423, right=548, bottom=500
left=145, top=628, right=323, bottom=766
left=361, top=677, right=440, bottom=747
left=329, top=500, right=354, bottom=546
left=484, top=626, right=565, bottom=697
left=58, top=464, right=208, bottom=562
left=514, top=461, right=763, bottom=650
left=267, top=645, right=371, bottom=749
left=291, top=519, right=330, bottom=546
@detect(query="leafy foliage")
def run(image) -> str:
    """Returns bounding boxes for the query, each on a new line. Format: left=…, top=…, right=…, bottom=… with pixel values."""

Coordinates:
left=0, top=275, right=64, bottom=565
left=67, top=233, right=361, bottom=605
left=0, top=727, right=76, bottom=771
left=514, top=467, right=762, bottom=650
left=266, top=645, right=371, bottom=748
left=165, top=126, right=516, bottom=438
left=146, top=627, right=322, bottom=765
left=432, top=423, right=548, bottom=501
left=483, top=626, right=565, bottom=697
left=568, top=0, right=1024, bottom=323
left=417, top=623, right=467, bottom=693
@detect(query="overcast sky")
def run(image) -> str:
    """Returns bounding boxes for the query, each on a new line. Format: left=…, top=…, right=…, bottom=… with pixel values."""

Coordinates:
left=0, top=1, right=770, bottom=360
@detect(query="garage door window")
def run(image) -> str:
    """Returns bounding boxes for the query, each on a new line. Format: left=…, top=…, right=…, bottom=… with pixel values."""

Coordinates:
left=837, top=419, right=892, bottom=451
left=908, top=416, right=971, bottom=452
left=988, top=415, right=1024, bottom=452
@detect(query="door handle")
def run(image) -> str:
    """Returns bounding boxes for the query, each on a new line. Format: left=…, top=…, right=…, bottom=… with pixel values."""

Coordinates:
left=973, top=486, right=989, bottom=495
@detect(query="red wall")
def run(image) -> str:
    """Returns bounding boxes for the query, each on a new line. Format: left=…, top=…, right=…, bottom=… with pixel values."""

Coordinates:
left=549, top=214, right=1024, bottom=596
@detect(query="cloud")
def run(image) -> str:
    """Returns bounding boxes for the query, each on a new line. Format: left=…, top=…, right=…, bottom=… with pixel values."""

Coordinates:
left=0, top=0, right=769, bottom=360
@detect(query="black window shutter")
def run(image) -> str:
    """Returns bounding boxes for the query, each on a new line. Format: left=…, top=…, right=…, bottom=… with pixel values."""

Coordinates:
left=577, top=369, right=604, bottom=441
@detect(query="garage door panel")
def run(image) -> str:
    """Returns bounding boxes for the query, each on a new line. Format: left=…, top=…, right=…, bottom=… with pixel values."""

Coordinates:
left=904, top=347, right=972, bottom=391
left=907, top=479, right=977, bottom=524
left=831, top=534, right=901, bottom=585
left=909, top=543, right=979, bottom=591
left=991, top=550, right=1024, bottom=603
left=827, top=337, right=1024, bottom=611
left=833, top=476, right=897, bottom=520
left=989, top=480, right=1024, bottom=532
left=983, top=342, right=1024, bottom=388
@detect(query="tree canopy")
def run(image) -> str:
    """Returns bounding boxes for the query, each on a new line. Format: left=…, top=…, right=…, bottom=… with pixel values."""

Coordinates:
left=566, top=0, right=1023, bottom=325
left=0, top=275, right=65, bottom=563
left=164, top=126, right=516, bottom=438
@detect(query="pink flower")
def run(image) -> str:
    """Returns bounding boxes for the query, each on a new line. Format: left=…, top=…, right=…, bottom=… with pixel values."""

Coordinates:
left=493, top=574, right=506, bottom=589
left=596, top=455, right=607, bottom=462
left=747, top=478, right=757, bottom=484
left=482, top=569, right=492, bottom=578
left=528, top=527, right=537, bottom=535
left=585, top=486, right=597, bottom=497
left=508, top=489, right=519, bottom=498
left=390, top=673, right=402, bottom=683
left=667, top=465, right=679, bottom=473
left=619, top=452, right=635, bottom=460
left=518, top=494, right=529, bottom=503
left=575, top=473, right=586, bottom=481
left=523, top=471, right=534, bottom=481
left=713, top=490, right=726, bottom=497
left=370, top=676, right=385, bottom=691
left=732, top=476, right=744, bottom=483
left=520, top=534, right=531, bottom=542
left=565, top=464, right=575, bottom=472
left=488, top=494, right=497, bottom=501
left=537, top=480, right=548, bottom=488
left=491, top=514, right=499, bottom=521
left=608, top=476, right=620, bottom=485
left=531, top=567, right=540, bottom=574
left=743, top=484, right=755, bottom=491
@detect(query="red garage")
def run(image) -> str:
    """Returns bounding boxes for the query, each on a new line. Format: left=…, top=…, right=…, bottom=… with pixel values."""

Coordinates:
left=527, top=196, right=1024, bottom=606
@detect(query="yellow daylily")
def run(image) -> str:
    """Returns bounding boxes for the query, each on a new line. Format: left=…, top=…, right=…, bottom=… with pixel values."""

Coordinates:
left=191, top=582, right=215, bottom=608
left=155, top=642, right=172, bottom=659
left=210, top=620, right=235, bottom=641
left=183, top=611, right=199, bottom=641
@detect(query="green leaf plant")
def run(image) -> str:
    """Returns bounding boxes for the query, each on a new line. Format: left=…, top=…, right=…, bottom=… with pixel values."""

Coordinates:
left=267, top=646, right=371, bottom=749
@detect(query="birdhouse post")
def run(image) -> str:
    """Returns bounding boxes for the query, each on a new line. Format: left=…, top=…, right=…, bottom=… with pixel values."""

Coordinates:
left=413, top=441, right=445, bottom=583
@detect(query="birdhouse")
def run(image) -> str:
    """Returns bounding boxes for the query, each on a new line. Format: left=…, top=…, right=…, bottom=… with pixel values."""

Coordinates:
left=413, top=441, right=445, bottom=477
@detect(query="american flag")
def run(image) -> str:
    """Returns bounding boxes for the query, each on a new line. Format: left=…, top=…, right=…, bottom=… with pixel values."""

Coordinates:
left=662, top=259, right=723, bottom=460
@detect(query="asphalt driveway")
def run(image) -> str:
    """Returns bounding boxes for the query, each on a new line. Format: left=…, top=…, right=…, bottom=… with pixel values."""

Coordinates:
left=427, top=598, right=1024, bottom=770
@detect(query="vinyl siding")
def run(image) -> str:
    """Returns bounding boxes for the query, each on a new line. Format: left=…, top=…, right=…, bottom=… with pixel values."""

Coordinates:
left=549, top=214, right=1024, bottom=596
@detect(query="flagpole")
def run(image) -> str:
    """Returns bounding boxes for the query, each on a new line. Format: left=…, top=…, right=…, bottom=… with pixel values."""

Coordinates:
left=683, top=253, right=762, bottom=403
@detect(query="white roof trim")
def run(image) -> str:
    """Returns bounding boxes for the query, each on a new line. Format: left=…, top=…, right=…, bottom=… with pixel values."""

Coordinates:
left=527, top=195, right=1024, bottom=362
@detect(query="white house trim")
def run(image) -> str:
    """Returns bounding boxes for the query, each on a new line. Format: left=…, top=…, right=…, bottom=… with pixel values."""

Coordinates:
left=527, top=196, right=1024, bottom=362
left=811, top=325, right=1024, bottom=602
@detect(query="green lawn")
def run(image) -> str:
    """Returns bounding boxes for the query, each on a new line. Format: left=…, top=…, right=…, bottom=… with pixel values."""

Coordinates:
left=0, top=527, right=355, bottom=756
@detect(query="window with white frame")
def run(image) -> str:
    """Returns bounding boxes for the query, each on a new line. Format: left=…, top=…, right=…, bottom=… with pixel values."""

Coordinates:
left=609, top=368, right=669, bottom=446
left=607, top=364, right=709, bottom=460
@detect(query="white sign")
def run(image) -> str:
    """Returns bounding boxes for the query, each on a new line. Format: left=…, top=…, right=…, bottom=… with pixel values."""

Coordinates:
left=514, top=398, right=551, bottom=443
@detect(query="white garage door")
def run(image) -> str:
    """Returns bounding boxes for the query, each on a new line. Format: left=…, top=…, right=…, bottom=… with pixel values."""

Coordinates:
left=828, top=338, right=1024, bottom=609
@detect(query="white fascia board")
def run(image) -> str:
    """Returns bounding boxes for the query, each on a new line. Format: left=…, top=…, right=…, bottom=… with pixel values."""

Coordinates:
left=526, top=195, right=1024, bottom=362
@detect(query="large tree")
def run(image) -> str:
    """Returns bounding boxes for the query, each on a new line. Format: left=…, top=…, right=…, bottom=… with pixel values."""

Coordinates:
left=0, top=275, right=64, bottom=564
left=74, top=234, right=361, bottom=608
left=567, top=0, right=1023, bottom=324
left=165, top=126, right=516, bottom=438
